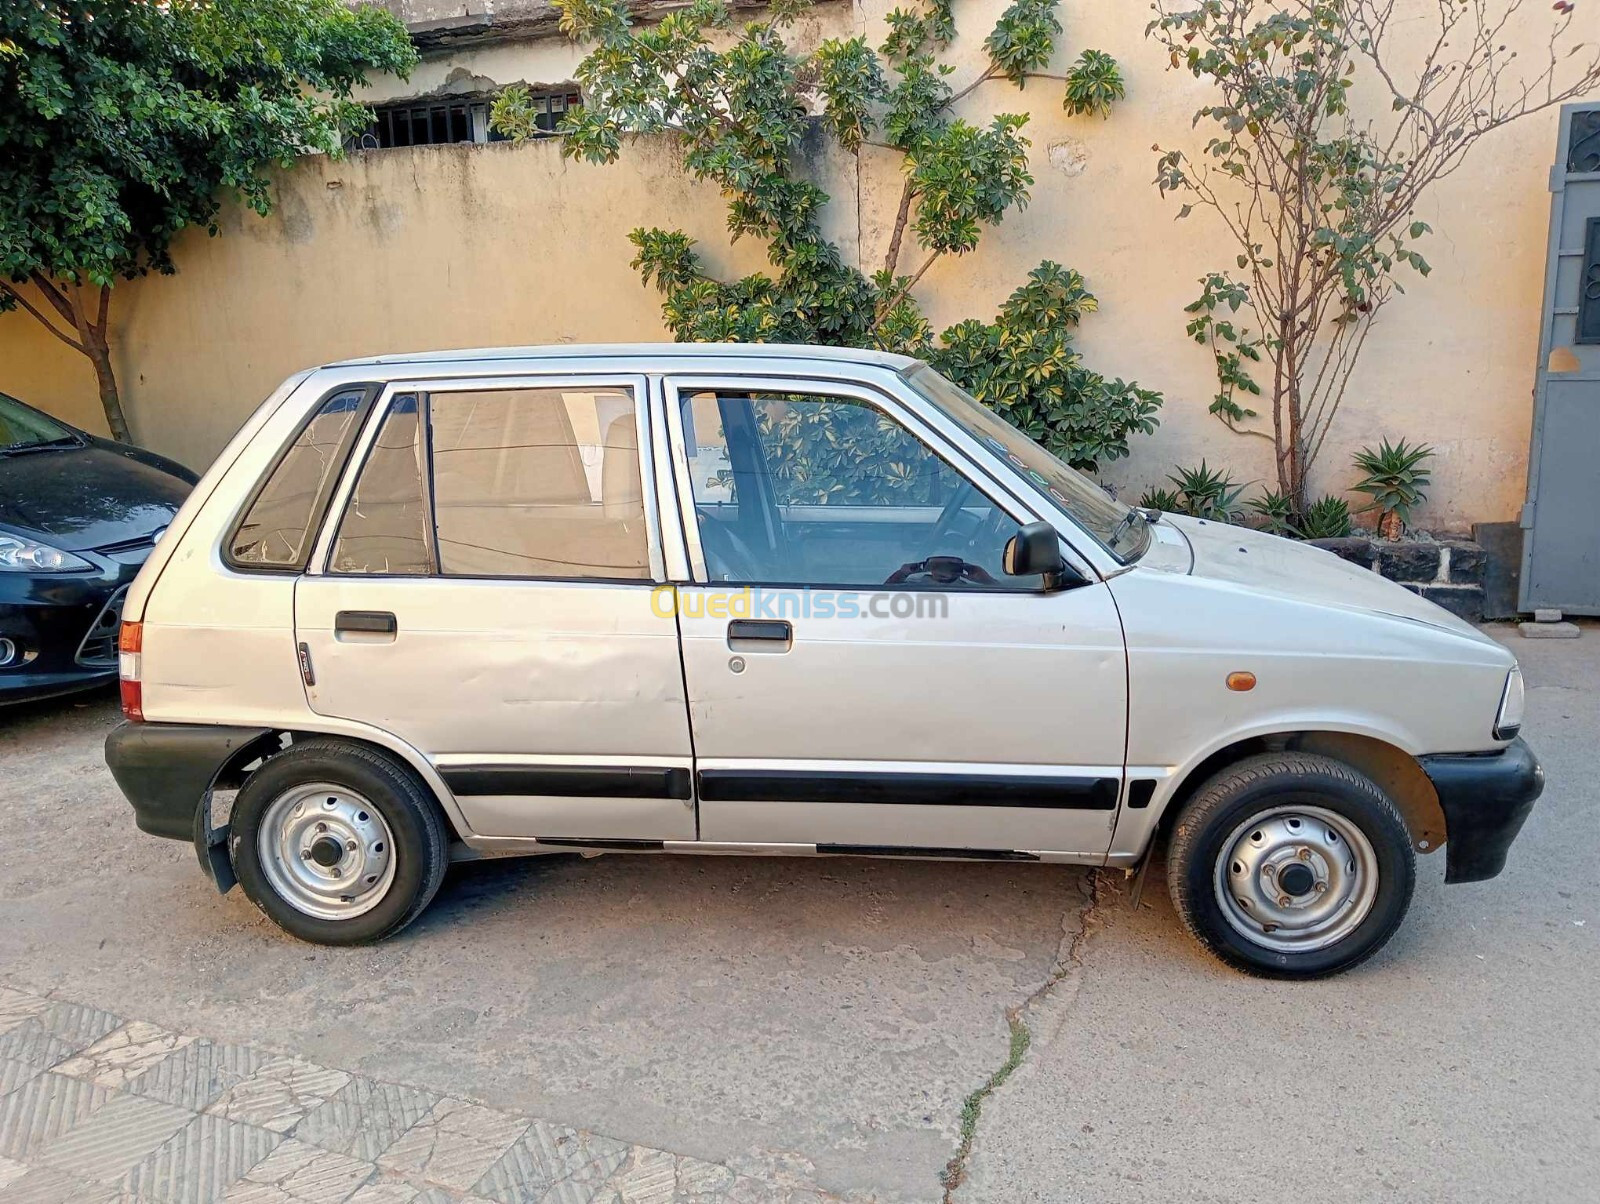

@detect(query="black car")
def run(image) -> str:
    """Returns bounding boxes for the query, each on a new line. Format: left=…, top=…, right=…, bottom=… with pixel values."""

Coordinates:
left=1, top=390, right=197, bottom=705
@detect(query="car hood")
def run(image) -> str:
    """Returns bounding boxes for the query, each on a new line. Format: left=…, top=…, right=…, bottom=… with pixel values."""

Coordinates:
left=0, top=442, right=190, bottom=551
left=1158, top=514, right=1495, bottom=644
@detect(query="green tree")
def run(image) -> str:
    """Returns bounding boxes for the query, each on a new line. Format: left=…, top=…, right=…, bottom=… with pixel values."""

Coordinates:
left=494, top=0, right=1160, bottom=474
left=0, top=0, right=417, bottom=442
left=1149, top=0, right=1600, bottom=510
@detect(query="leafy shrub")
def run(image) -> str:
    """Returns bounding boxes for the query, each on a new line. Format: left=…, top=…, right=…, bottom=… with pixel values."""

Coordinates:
left=1352, top=438, right=1433, bottom=538
left=1062, top=49, right=1125, bottom=119
left=501, top=0, right=1163, bottom=478
left=925, top=264, right=1162, bottom=471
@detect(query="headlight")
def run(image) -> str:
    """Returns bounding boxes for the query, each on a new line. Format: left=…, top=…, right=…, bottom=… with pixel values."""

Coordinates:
left=0, top=533, right=92, bottom=572
left=1493, top=665, right=1525, bottom=741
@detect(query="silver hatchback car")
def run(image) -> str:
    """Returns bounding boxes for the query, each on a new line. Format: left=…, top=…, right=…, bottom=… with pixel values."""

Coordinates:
left=105, top=345, right=1541, bottom=977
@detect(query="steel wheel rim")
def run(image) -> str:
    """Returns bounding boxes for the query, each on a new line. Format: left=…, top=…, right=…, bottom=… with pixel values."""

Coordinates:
left=257, top=782, right=396, bottom=920
left=1213, top=804, right=1380, bottom=954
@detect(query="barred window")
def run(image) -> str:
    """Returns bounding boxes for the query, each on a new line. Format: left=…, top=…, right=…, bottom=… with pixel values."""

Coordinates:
left=351, top=90, right=581, bottom=150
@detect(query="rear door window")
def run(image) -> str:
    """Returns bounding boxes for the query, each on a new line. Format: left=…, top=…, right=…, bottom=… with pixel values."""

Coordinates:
left=325, top=385, right=652, bottom=581
left=328, top=395, right=431, bottom=575
left=429, top=388, right=650, bottom=580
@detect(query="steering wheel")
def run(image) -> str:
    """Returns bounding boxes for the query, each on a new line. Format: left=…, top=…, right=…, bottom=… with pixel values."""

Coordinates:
left=695, top=507, right=764, bottom=582
left=883, top=555, right=998, bottom=587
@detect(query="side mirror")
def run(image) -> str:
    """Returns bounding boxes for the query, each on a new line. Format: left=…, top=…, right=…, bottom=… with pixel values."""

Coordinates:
left=1004, top=520, right=1081, bottom=591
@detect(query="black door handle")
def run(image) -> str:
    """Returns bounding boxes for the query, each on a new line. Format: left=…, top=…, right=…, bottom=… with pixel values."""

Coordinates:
left=727, top=619, right=792, bottom=649
left=335, top=610, right=397, bottom=635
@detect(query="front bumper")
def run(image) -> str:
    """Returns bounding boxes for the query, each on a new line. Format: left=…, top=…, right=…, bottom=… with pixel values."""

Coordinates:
left=1420, top=738, right=1544, bottom=884
left=0, top=548, right=145, bottom=704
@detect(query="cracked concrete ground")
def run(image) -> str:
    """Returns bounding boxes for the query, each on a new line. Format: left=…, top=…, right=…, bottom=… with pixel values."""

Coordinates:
left=1, top=624, right=1596, bottom=1201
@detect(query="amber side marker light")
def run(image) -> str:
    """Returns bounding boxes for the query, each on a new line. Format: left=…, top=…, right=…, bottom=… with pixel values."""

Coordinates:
left=1226, top=671, right=1257, bottom=692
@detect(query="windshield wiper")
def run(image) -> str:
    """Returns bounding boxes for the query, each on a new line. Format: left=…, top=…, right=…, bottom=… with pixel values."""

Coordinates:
left=0, top=435, right=82, bottom=456
left=1107, top=506, right=1151, bottom=548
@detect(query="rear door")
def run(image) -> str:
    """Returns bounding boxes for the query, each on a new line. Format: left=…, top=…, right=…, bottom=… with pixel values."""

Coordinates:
left=662, top=375, right=1129, bottom=858
left=294, top=376, right=696, bottom=841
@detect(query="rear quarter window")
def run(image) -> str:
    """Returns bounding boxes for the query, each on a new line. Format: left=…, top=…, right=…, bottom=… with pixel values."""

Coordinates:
left=227, top=388, right=371, bottom=570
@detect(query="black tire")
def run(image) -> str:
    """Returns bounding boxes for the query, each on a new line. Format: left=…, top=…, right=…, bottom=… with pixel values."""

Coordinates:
left=1166, top=752, right=1415, bottom=979
left=229, top=738, right=449, bottom=945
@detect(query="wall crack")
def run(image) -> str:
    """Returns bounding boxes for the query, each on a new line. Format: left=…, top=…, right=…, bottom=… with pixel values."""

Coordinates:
left=940, top=869, right=1105, bottom=1202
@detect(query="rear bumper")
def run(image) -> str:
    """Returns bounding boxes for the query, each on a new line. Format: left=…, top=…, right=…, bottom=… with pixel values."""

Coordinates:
left=105, top=722, right=275, bottom=839
left=1420, top=738, right=1544, bottom=884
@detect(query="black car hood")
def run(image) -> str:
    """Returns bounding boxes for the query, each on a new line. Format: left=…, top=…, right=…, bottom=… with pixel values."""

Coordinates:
left=0, top=442, right=189, bottom=551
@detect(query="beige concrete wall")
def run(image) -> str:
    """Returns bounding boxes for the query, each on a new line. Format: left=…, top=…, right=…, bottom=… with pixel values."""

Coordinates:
left=1, top=0, right=1590, bottom=527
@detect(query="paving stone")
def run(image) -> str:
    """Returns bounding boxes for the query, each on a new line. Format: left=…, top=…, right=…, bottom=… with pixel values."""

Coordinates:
left=121, top=1112, right=284, bottom=1204
left=473, top=1119, right=629, bottom=1203
left=673, top=1156, right=738, bottom=1203
left=0, top=1070, right=112, bottom=1160
left=30, top=1000, right=124, bottom=1050
left=340, top=1183, right=423, bottom=1204
left=0, top=1021, right=79, bottom=1074
left=377, top=1097, right=528, bottom=1193
left=0, top=1164, right=124, bottom=1204
left=56, top=1021, right=197, bottom=1090
left=227, top=1137, right=377, bottom=1203
left=129, top=1040, right=276, bottom=1112
left=0, top=987, right=50, bottom=1038
left=0, top=1001, right=124, bottom=1073
left=208, top=1058, right=352, bottom=1133
left=1521, top=620, right=1581, bottom=639
left=35, top=1091, right=196, bottom=1183
left=1, top=1055, right=46, bottom=1097
left=293, top=1076, right=439, bottom=1162
left=0, top=1150, right=29, bottom=1188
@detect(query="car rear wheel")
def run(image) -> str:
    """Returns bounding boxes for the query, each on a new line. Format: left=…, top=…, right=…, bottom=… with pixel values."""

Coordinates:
left=1166, top=752, right=1415, bottom=979
left=230, top=739, right=449, bottom=945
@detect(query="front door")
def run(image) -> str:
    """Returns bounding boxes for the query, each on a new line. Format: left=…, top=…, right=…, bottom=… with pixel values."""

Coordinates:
left=663, top=377, right=1128, bottom=858
left=295, top=377, right=696, bottom=840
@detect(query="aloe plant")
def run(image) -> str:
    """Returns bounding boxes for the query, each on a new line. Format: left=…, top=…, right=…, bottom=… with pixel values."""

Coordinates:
left=1247, top=489, right=1296, bottom=536
left=1295, top=494, right=1353, bottom=540
left=1140, top=461, right=1245, bottom=523
left=1352, top=438, right=1433, bottom=539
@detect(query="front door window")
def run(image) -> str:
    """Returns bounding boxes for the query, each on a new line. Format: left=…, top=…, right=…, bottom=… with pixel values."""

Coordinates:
left=678, top=390, right=1040, bottom=590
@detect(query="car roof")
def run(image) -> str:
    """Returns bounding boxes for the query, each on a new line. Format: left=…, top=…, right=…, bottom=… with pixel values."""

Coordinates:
left=322, top=342, right=921, bottom=373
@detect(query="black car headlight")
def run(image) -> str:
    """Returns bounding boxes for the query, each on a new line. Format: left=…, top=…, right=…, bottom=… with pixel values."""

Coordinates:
left=0, top=533, right=92, bottom=572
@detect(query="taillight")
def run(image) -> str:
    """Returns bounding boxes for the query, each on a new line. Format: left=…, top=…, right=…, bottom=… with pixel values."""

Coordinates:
left=118, top=621, right=143, bottom=721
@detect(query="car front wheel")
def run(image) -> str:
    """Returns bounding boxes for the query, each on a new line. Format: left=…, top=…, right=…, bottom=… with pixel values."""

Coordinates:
left=1166, top=752, right=1416, bottom=979
left=229, top=739, right=449, bottom=945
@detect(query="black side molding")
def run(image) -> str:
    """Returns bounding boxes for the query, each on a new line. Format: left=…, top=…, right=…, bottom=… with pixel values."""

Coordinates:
left=818, top=844, right=1040, bottom=861
left=1419, top=738, right=1544, bottom=884
left=697, top=769, right=1119, bottom=810
left=533, top=838, right=667, bottom=851
left=442, top=765, right=692, bottom=800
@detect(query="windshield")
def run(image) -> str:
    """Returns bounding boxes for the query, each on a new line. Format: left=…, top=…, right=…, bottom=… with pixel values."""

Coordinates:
left=0, top=392, right=77, bottom=451
left=905, top=365, right=1150, bottom=563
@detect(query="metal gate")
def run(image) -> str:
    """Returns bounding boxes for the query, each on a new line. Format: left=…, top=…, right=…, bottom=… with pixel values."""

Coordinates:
left=1520, top=102, right=1600, bottom=615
